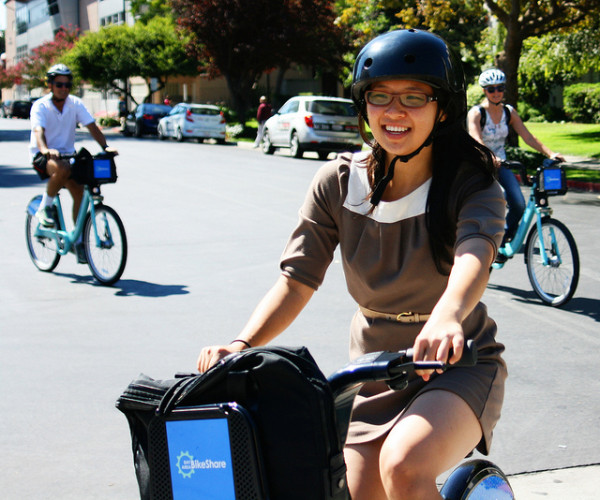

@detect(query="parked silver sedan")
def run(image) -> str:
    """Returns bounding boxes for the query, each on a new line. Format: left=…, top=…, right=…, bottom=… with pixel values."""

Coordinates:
left=158, top=103, right=227, bottom=143
left=262, top=96, right=362, bottom=159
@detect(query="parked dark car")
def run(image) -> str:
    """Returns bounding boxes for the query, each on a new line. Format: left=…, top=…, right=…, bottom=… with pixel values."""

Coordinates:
left=2, top=99, right=32, bottom=119
left=122, top=103, right=172, bottom=137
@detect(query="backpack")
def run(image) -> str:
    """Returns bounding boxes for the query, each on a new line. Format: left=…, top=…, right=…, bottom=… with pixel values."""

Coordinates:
left=478, top=104, right=512, bottom=129
left=116, top=346, right=349, bottom=500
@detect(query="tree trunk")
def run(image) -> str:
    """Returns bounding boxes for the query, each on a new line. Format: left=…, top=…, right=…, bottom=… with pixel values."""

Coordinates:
left=224, top=74, right=255, bottom=126
left=274, top=65, right=288, bottom=108
left=497, top=19, right=523, bottom=146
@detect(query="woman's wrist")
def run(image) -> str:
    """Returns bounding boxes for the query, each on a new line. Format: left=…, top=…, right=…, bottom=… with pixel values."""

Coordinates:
left=230, top=339, right=251, bottom=350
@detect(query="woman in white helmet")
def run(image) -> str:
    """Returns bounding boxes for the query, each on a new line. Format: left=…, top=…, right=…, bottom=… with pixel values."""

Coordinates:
left=467, top=69, right=565, bottom=250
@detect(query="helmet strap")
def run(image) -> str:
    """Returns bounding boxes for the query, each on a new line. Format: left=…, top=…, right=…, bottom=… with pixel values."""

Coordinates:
left=369, top=108, right=442, bottom=206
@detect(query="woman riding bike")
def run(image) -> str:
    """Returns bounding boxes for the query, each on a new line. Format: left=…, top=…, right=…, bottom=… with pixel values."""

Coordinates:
left=197, top=30, right=507, bottom=500
left=467, top=69, right=565, bottom=258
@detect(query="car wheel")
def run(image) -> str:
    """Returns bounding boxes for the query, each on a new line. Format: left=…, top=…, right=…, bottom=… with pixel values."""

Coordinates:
left=262, top=130, right=275, bottom=155
left=176, top=127, right=184, bottom=142
left=134, top=122, right=143, bottom=138
left=157, top=125, right=166, bottom=140
left=289, top=132, right=303, bottom=159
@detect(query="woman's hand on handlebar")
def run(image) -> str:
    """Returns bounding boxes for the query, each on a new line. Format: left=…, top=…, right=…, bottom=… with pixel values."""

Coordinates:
left=104, top=146, right=119, bottom=156
left=197, top=343, right=245, bottom=373
left=412, top=317, right=465, bottom=382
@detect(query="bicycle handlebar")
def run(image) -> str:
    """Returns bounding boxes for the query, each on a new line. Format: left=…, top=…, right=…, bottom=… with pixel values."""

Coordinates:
left=327, top=339, right=477, bottom=399
left=328, top=340, right=477, bottom=446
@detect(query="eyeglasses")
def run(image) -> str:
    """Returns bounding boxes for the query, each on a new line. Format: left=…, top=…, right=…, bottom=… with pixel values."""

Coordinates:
left=53, top=82, right=72, bottom=89
left=365, top=90, right=437, bottom=108
left=485, top=85, right=505, bottom=93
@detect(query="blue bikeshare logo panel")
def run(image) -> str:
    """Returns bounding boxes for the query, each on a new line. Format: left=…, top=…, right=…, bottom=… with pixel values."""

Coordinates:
left=166, top=418, right=235, bottom=499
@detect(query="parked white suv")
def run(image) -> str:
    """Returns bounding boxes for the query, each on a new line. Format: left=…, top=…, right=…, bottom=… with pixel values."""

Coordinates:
left=158, top=103, right=227, bottom=143
left=262, top=96, right=362, bottom=159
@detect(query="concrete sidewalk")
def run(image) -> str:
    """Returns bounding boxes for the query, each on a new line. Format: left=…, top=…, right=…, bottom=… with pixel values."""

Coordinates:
left=508, top=464, right=600, bottom=499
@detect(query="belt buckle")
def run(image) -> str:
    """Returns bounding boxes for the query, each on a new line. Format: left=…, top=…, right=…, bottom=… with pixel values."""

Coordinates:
left=396, top=312, right=415, bottom=323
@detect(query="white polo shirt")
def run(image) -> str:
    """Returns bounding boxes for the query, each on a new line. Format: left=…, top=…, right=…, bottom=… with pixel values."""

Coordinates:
left=29, top=94, right=95, bottom=161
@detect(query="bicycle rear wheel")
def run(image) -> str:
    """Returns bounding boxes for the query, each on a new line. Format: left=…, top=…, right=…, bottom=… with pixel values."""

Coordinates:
left=25, top=207, right=60, bottom=272
left=83, top=204, right=127, bottom=285
left=525, top=217, right=579, bottom=307
left=440, top=459, right=514, bottom=499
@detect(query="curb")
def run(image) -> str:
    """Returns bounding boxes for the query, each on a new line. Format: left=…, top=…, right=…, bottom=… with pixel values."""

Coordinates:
left=566, top=179, right=600, bottom=193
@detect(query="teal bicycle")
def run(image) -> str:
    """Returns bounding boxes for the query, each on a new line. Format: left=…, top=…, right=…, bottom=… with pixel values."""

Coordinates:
left=492, top=159, right=579, bottom=307
left=25, top=149, right=127, bottom=286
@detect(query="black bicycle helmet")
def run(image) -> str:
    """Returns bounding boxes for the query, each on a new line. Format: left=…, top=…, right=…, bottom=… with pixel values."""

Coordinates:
left=351, top=29, right=466, bottom=121
left=351, top=29, right=467, bottom=205
left=46, top=63, right=73, bottom=83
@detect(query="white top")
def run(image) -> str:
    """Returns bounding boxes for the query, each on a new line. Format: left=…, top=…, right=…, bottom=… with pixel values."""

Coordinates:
left=479, top=104, right=513, bottom=160
left=29, top=94, right=95, bottom=160
left=343, top=151, right=431, bottom=223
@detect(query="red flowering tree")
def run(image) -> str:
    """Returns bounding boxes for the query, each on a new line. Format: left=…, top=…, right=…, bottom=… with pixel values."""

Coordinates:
left=10, top=26, right=79, bottom=90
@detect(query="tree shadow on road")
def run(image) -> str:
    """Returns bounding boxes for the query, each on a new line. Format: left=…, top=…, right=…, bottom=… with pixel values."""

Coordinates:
left=487, top=283, right=599, bottom=321
left=55, top=272, right=189, bottom=297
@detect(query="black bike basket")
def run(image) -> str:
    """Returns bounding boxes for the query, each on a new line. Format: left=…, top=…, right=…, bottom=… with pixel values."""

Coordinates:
left=71, top=147, right=117, bottom=185
left=536, top=159, right=567, bottom=196
left=116, top=346, right=349, bottom=500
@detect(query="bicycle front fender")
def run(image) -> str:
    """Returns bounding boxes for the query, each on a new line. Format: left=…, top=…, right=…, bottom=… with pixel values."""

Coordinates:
left=26, top=195, right=42, bottom=216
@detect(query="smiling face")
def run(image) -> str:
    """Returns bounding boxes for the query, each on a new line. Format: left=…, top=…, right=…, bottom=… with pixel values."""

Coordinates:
left=366, top=79, right=440, bottom=164
left=484, top=85, right=505, bottom=105
left=49, top=75, right=72, bottom=102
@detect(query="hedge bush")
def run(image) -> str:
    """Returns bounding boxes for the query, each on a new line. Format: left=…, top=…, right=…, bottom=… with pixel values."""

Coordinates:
left=563, top=83, right=600, bottom=123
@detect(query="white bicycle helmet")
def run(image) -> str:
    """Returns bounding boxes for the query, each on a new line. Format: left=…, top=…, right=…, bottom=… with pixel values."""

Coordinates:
left=478, top=69, right=506, bottom=87
left=46, top=63, right=73, bottom=82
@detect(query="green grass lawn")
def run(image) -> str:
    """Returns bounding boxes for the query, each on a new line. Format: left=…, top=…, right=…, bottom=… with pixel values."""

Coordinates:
left=521, top=122, right=600, bottom=159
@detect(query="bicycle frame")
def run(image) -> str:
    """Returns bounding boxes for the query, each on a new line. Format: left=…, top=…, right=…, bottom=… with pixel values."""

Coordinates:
left=492, top=176, right=555, bottom=270
left=27, top=186, right=109, bottom=255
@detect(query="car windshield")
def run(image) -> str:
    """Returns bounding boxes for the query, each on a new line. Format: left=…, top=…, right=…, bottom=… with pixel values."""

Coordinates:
left=143, top=104, right=171, bottom=114
left=308, top=100, right=357, bottom=117
left=190, top=106, right=220, bottom=116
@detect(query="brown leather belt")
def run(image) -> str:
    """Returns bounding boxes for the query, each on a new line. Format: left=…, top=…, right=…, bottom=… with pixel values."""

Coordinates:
left=359, top=305, right=431, bottom=323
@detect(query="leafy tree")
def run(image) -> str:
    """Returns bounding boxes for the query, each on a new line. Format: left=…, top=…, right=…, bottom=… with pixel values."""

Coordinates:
left=335, top=1, right=489, bottom=86
left=171, top=0, right=348, bottom=124
left=130, top=0, right=174, bottom=24
left=516, top=22, right=600, bottom=120
left=482, top=0, right=600, bottom=107
left=337, top=1, right=600, bottom=112
left=65, top=17, right=196, bottom=104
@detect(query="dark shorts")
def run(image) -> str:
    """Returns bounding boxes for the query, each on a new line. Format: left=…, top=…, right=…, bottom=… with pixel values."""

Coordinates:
left=32, top=152, right=49, bottom=180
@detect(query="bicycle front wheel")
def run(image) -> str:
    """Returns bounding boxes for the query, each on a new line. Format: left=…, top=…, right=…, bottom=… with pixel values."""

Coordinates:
left=440, top=459, right=514, bottom=499
left=525, top=217, right=579, bottom=307
left=25, top=211, right=60, bottom=272
left=83, top=205, right=127, bottom=285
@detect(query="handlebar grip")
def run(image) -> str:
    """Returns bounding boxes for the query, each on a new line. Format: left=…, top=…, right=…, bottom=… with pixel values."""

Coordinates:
left=451, top=339, right=478, bottom=367
left=404, top=339, right=477, bottom=367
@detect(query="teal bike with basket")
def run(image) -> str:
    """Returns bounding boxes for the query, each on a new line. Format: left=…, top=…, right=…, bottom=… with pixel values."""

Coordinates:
left=493, top=159, right=579, bottom=307
left=25, top=148, right=127, bottom=285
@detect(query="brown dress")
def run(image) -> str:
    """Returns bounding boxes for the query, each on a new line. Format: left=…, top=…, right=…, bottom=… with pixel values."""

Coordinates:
left=280, top=152, right=507, bottom=454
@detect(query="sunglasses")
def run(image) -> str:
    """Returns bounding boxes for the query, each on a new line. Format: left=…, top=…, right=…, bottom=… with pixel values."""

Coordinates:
left=365, top=90, right=437, bottom=108
left=53, top=81, right=73, bottom=89
left=485, top=85, right=505, bottom=93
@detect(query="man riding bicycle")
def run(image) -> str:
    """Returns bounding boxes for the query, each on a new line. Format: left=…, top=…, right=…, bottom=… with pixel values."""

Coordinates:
left=29, top=64, right=117, bottom=238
